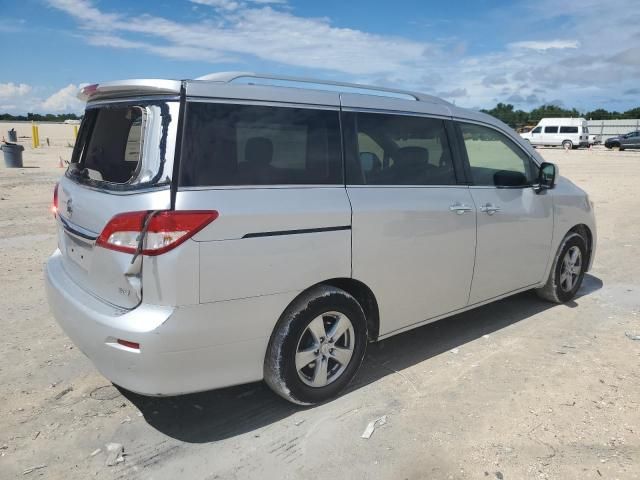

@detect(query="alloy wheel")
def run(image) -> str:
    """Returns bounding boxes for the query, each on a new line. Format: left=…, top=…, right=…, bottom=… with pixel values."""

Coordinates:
left=560, top=246, right=582, bottom=292
left=295, top=312, right=355, bottom=388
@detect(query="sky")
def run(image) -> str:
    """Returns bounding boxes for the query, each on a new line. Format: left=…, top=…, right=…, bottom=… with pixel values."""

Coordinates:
left=0, top=0, right=638, bottom=114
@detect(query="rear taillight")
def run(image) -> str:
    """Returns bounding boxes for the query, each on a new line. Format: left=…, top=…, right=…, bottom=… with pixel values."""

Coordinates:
left=96, top=210, right=218, bottom=256
left=51, top=183, right=59, bottom=217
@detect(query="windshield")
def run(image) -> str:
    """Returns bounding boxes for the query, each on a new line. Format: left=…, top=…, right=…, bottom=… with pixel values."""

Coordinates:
left=68, top=100, right=179, bottom=190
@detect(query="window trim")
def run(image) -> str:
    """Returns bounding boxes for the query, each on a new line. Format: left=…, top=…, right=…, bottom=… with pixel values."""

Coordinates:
left=186, top=96, right=340, bottom=111
left=455, top=119, right=540, bottom=189
left=342, top=109, right=464, bottom=187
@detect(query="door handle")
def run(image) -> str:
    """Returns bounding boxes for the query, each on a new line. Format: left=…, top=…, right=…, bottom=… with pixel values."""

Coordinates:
left=449, top=203, right=473, bottom=214
left=480, top=203, right=501, bottom=215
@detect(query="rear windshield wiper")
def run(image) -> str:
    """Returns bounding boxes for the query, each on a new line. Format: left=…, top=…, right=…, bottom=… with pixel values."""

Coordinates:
left=131, top=210, right=161, bottom=265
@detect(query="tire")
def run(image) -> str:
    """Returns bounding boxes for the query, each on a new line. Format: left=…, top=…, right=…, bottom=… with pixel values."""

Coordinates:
left=562, top=140, right=573, bottom=150
left=264, top=285, right=368, bottom=405
left=611, top=143, right=620, bottom=151
left=536, top=232, right=588, bottom=303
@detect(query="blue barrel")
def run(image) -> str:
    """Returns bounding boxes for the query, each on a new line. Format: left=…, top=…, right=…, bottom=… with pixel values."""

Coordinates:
left=7, top=129, right=17, bottom=142
left=1, top=143, right=25, bottom=168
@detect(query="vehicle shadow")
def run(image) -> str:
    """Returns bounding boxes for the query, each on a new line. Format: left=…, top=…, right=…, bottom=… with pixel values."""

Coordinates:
left=121, top=274, right=602, bottom=444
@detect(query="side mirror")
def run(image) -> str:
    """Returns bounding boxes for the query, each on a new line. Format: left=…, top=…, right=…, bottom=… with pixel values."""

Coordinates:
left=536, top=162, right=556, bottom=193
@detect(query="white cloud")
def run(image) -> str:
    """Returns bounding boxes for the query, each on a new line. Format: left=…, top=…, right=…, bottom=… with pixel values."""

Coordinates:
left=191, top=0, right=242, bottom=11
left=27, top=0, right=640, bottom=111
left=191, top=0, right=287, bottom=9
left=48, top=0, right=432, bottom=78
left=0, top=83, right=32, bottom=98
left=437, top=88, right=467, bottom=98
left=508, top=40, right=580, bottom=51
left=41, top=84, right=84, bottom=112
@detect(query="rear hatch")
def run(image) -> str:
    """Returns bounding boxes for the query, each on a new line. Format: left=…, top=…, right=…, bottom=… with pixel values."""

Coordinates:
left=56, top=94, right=180, bottom=309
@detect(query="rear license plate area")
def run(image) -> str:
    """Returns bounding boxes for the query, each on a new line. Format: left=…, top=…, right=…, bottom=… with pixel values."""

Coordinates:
left=64, top=232, right=92, bottom=271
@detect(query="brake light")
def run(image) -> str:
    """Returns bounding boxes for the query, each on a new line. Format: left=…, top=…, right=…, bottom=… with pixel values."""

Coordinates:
left=81, top=83, right=99, bottom=97
left=96, top=210, right=218, bottom=256
left=51, top=183, right=59, bottom=217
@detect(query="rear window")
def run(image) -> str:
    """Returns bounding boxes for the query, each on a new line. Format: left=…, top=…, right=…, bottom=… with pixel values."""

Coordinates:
left=179, top=102, right=342, bottom=186
left=559, top=126, right=578, bottom=133
left=68, top=100, right=178, bottom=189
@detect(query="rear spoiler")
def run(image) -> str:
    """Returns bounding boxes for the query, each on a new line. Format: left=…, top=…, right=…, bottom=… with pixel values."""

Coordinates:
left=78, top=79, right=182, bottom=102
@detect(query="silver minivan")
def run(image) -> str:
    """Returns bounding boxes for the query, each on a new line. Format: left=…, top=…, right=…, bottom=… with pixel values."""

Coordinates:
left=45, top=73, right=596, bottom=405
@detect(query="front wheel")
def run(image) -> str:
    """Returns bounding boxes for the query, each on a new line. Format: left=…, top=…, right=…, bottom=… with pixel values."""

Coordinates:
left=536, top=233, right=587, bottom=303
left=264, top=285, right=368, bottom=405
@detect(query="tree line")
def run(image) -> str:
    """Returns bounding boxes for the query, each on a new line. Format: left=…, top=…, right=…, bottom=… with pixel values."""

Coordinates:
left=481, top=104, right=640, bottom=129
left=0, top=113, right=81, bottom=122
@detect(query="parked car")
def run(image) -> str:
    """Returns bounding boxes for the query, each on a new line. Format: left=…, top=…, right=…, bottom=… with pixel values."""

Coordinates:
left=45, top=73, right=597, bottom=405
left=604, top=130, right=640, bottom=150
left=520, top=118, right=590, bottom=149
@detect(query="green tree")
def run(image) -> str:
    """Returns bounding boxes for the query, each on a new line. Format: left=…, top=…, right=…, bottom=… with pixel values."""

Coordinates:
left=623, top=107, right=640, bottom=118
left=480, top=103, right=529, bottom=128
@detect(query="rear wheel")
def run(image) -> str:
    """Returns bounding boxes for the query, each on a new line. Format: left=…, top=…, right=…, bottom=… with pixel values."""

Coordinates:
left=264, top=285, right=367, bottom=405
left=536, top=232, right=587, bottom=303
left=562, top=140, right=573, bottom=150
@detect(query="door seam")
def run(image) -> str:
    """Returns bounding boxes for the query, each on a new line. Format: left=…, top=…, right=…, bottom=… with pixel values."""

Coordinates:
left=467, top=186, right=478, bottom=306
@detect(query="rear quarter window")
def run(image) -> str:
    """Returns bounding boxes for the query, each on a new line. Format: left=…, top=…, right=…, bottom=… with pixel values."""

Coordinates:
left=179, top=102, right=342, bottom=186
left=68, top=100, right=177, bottom=189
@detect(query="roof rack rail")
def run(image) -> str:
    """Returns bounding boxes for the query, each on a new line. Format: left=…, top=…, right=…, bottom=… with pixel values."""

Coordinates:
left=194, top=71, right=448, bottom=104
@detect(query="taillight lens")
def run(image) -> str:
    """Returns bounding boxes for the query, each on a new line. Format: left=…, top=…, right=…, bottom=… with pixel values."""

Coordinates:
left=96, top=210, right=218, bottom=256
left=51, top=183, right=59, bottom=217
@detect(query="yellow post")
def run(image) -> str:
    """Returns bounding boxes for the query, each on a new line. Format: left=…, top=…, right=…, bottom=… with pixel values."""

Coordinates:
left=73, top=125, right=78, bottom=138
left=31, top=122, right=40, bottom=148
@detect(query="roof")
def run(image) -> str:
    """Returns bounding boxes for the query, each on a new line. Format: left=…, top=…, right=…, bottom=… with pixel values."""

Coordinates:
left=78, top=71, right=452, bottom=106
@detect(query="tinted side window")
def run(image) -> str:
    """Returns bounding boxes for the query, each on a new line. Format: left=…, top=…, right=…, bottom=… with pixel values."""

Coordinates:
left=544, top=126, right=559, bottom=133
left=559, top=126, right=578, bottom=133
left=349, top=112, right=456, bottom=185
left=179, top=103, right=342, bottom=186
left=460, top=123, right=536, bottom=187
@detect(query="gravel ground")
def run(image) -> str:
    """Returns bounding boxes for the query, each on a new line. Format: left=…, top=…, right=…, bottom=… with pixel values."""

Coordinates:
left=0, top=145, right=638, bottom=480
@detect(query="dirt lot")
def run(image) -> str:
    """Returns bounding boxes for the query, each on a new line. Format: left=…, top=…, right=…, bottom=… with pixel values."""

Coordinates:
left=0, top=144, right=639, bottom=480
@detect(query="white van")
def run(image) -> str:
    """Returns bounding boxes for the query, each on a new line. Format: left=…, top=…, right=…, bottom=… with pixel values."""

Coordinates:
left=520, top=118, right=589, bottom=149
left=45, top=73, right=596, bottom=405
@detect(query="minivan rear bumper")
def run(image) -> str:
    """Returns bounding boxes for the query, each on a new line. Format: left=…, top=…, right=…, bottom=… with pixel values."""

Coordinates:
left=45, top=249, right=273, bottom=395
